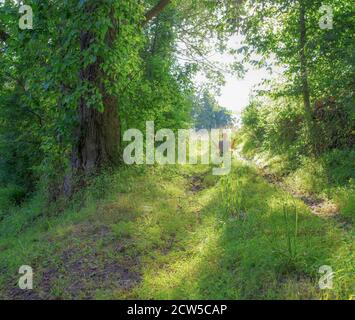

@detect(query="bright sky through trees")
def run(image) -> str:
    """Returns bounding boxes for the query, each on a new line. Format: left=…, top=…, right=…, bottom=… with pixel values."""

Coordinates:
left=218, top=67, right=269, bottom=115
left=193, top=34, right=279, bottom=117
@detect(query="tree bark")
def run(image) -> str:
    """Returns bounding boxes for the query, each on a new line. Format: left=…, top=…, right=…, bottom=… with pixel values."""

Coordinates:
left=70, top=0, right=172, bottom=180
left=145, top=0, right=172, bottom=24
left=69, top=8, right=120, bottom=178
left=299, top=0, right=311, bottom=115
left=299, top=0, right=315, bottom=154
left=71, top=28, right=120, bottom=174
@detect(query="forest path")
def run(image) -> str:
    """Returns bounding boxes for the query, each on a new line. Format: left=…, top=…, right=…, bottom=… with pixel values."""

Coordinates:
left=0, top=161, right=352, bottom=299
left=233, top=149, right=352, bottom=231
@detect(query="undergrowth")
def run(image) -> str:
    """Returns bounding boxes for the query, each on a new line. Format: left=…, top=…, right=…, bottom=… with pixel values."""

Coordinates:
left=0, top=162, right=353, bottom=300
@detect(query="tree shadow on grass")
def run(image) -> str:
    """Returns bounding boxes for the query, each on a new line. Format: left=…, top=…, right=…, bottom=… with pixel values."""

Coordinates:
left=138, top=163, right=353, bottom=300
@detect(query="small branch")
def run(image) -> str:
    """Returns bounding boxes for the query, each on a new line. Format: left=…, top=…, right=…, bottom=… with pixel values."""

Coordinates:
left=22, top=106, right=44, bottom=127
left=144, top=0, right=172, bottom=25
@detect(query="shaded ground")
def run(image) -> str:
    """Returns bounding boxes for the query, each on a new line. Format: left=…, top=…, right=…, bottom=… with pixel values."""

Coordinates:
left=5, top=223, right=140, bottom=299
left=0, top=163, right=353, bottom=300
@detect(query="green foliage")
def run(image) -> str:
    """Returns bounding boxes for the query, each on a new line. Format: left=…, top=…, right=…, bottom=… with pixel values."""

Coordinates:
left=239, top=0, right=354, bottom=162
left=242, top=99, right=308, bottom=161
left=120, top=6, right=194, bottom=133
left=220, top=175, right=246, bottom=219
left=0, top=0, right=353, bottom=301
left=333, top=184, right=355, bottom=223
left=321, top=149, right=355, bottom=185
left=0, top=184, right=26, bottom=214
left=240, top=0, right=353, bottom=101
left=0, top=0, right=241, bottom=199
left=269, top=201, right=302, bottom=273
left=1, top=163, right=353, bottom=299
left=111, top=221, right=135, bottom=240
left=284, top=157, right=328, bottom=195
left=192, top=90, right=235, bottom=129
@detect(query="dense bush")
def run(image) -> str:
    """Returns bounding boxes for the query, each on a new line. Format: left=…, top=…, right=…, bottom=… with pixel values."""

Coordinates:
left=242, top=96, right=354, bottom=167
left=321, top=149, right=355, bottom=185
left=312, top=97, right=354, bottom=155
left=0, top=184, right=26, bottom=213
left=241, top=99, right=308, bottom=162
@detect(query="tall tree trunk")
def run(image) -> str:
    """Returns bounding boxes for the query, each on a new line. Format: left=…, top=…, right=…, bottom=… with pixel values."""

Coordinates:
left=66, top=0, right=172, bottom=190
left=299, top=0, right=314, bottom=153
left=71, top=24, right=120, bottom=175
left=299, top=0, right=311, bottom=114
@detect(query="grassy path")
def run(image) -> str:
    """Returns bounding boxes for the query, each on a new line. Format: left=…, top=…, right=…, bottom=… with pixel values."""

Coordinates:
left=234, top=150, right=353, bottom=231
left=0, top=161, right=353, bottom=299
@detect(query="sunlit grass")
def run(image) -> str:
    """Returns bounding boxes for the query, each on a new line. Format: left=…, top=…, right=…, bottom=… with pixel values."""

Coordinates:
left=0, top=162, right=353, bottom=299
